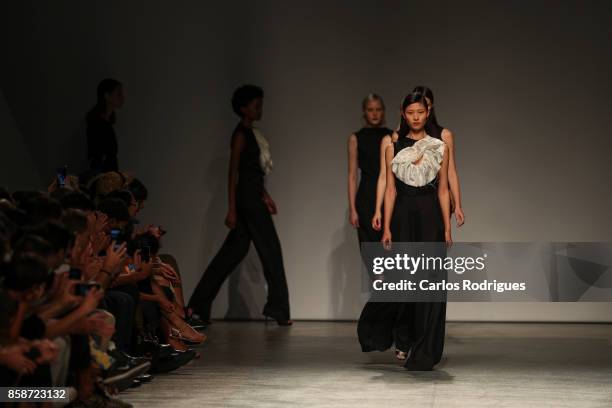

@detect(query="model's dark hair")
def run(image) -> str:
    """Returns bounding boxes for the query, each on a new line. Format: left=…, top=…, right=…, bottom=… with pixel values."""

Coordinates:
left=231, top=85, right=264, bottom=117
left=412, top=85, right=442, bottom=137
left=87, top=78, right=122, bottom=124
left=397, top=91, right=429, bottom=138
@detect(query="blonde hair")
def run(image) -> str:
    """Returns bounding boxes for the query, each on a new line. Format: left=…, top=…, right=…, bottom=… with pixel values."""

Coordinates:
left=362, top=93, right=386, bottom=125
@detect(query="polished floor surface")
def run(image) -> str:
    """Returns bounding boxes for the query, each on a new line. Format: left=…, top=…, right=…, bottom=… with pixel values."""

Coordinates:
left=122, top=321, right=612, bottom=407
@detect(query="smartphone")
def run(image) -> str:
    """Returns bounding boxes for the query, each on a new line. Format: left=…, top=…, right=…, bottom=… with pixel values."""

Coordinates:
left=25, top=347, right=42, bottom=361
left=56, top=165, right=68, bottom=187
left=141, top=246, right=151, bottom=263
left=75, top=283, right=101, bottom=296
left=68, top=268, right=82, bottom=280
left=110, top=228, right=122, bottom=249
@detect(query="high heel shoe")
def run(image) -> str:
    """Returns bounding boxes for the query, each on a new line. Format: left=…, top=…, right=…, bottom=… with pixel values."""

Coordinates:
left=161, top=314, right=207, bottom=345
left=264, top=315, right=293, bottom=326
left=168, top=327, right=204, bottom=346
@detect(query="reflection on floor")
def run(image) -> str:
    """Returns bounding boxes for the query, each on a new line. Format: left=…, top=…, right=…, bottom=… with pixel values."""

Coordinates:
left=122, top=321, right=612, bottom=407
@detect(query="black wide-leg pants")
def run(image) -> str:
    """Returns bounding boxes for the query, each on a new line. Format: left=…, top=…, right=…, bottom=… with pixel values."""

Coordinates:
left=357, top=190, right=446, bottom=370
left=188, top=191, right=290, bottom=322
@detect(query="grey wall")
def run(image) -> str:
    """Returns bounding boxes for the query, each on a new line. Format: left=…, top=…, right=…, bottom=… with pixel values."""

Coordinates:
left=0, top=90, right=41, bottom=191
left=2, top=1, right=611, bottom=321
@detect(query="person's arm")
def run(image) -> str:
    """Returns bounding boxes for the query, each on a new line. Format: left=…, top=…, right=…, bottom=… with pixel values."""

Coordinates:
left=441, top=128, right=464, bottom=226
left=149, top=280, right=175, bottom=313
left=36, top=279, right=80, bottom=320
left=347, top=134, right=359, bottom=227
left=372, top=134, right=393, bottom=230
left=225, top=131, right=246, bottom=228
left=437, top=144, right=452, bottom=246
left=43, top=287, right=104, bottom=338
left=261, top=187, right=278, bottom=214
left=92, top=242, right=127, bottom=288
left=382, top=144, right=397, bottom=244
left=8, top=301, right=28, bottom=341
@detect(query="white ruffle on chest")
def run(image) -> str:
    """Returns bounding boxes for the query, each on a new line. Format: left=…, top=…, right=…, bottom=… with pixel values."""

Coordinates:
left=391, top=135, right=445, bottom=187
left=252, top=127, right=273, bottom=175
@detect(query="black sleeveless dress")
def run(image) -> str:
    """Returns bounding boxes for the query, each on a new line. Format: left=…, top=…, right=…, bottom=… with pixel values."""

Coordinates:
left=357, top=135, right=447, bottom=370
left=354, top=126, right=392, bottom=244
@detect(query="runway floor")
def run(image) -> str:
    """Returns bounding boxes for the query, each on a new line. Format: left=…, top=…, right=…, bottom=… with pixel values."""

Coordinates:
left=122, top=321, right=612, bottom=407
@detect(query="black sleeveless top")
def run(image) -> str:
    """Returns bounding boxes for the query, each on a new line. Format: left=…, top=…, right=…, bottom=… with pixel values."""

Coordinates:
left=355, top=127, right=392, bottom=185
left=393, top=136, right=439, bottom=196
left=87, top=115, right=118, bottom=172
left=234, top=123, right=264, bottom=193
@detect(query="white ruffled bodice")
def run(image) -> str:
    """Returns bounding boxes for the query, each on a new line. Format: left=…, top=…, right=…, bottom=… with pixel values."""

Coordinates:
left=252, top=128, right=273, bottom=175
left=391, top=135, right=446, bottom=187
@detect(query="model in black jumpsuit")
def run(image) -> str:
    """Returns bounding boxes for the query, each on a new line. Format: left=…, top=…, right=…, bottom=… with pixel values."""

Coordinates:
left=188, top=123, right=291, bottom=323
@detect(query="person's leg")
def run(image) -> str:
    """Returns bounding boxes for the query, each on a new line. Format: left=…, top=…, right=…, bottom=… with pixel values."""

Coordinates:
left=188, top=217, right=251, bottom=320
left=242, top=202, right=290, bottom=321
left=101, top=291, right=135, bottom=353
left=403, top=194, right=447, bottom=370
left=50, top=336, right=71, bottom=386
left=158, top=254, right=186, bottom=314
left=356, top=195, right=383, bottom=283
left=357, top=301, right=398, bottom=352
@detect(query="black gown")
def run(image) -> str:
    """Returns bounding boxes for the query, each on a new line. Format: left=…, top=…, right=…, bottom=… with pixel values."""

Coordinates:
left=188, top=123, right=291, bottom=322
left=357, top=135, right=447, bottom=370
left=354, top=127, right=392, bottom=245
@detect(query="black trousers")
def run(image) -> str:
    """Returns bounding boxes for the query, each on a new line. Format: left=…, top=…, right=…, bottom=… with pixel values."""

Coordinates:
left=101, top=289, right=135, bottom=352
left=357, top=191, right=446, bottom=370
left=188, top=191, right=290, bottom=321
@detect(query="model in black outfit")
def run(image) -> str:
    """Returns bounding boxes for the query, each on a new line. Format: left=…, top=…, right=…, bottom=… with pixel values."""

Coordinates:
left=357, top=91, right=451, bottom=370
left=188, top=85, right=291, bottom=325
left=348, top=94, right=392, bottom=279
left=413, top=85, right=465, bottom=227
left=86, top=78, right=124, bottom=173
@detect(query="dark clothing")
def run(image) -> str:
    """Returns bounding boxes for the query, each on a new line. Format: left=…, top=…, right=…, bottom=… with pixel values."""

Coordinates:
left=101, top=289, right=136, bottom=352
left=357, top=135, right=446, bottom=370
left=354, top=127, right=392, bottom=246
left=188, top=123, right=290, bottom=322
left=68, top=334, right=91, bottom=370
left=20, top=314, right=46, bottom=340
left=235, top=123, right=265, bottom=191
left=87, top=113, right=118, bottom=172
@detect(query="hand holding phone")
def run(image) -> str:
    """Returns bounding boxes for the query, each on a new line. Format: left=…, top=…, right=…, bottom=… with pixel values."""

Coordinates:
left=56, top=165, right=68, bottom=188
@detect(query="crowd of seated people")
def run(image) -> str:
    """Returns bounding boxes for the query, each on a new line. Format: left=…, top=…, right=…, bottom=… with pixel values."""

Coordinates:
left=0, top=170, right=207, bottom=407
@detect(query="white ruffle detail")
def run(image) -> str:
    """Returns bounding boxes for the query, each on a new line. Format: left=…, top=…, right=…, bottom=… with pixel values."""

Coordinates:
left=252, top=128, right=273, bottom=175
left=391, top=135, right=446, bottom=187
